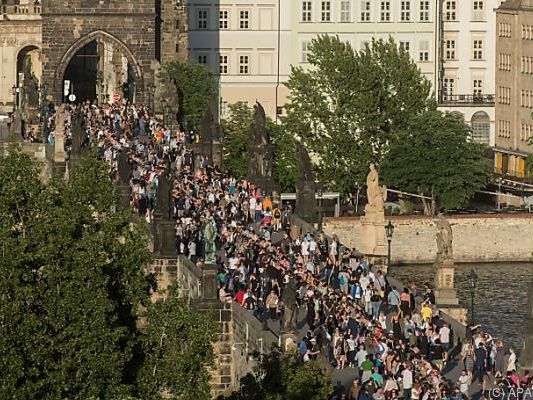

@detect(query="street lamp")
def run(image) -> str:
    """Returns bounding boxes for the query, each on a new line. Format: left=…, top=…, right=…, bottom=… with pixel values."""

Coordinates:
left=148, top=83, right=156, bottom=113
left=467, top=269, right=478, bottom=325
left=161, top=98, right=167, bottom=127
left=385, top=221, right=394, bottom=273
left=12, top=85, right=19, bottom=112
left=39, top=83, right=48, bottom=143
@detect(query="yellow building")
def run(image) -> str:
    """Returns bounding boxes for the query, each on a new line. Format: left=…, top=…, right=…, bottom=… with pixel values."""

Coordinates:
left=494, top=0, right=533, bottom=178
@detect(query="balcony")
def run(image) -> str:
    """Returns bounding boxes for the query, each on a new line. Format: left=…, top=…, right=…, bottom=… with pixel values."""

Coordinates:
left=0, top=4, right=41, bottom=19
left=439, top=94, right=495, bottom=106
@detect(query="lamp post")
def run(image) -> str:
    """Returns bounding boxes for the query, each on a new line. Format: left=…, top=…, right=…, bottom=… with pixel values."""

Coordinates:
left=148, top=83, right=156, bottom=113
left=39, top=83, right=48, bottom=143
left=12, top=85, right=18, bottom=112
left=385, top=221, right=394, bottom=274
left=467, top=269, right=478, bottom=325
left=161, top=98, right=167, bottom=127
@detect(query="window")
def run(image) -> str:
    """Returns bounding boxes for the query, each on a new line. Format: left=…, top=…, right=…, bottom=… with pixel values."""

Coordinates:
left=499, top=53, right=511, bottom=70
left=219, top=10, right=229, bottom=29
left=197, top=9, right=208, bottom=30
left=239, top=10, right=249, bottom=29
left=498, top=120, right=511, bottom=138
left=399, top=41, right=410, bottom=53
left=401, top=1, right=411, bottom=21
left=219, top=55, right=228, bottom=74
left=473, top=1, right=484, bottom=21
left=471, top=111, right=490, bottom=145
left=473, top=79, right=483, bottom=96
left=445, top=39, right=456, bottom=60
left=419, top=41, right=429, bottom=61
left=473, top=39, right=483, bottom=60
left=340, top=0, right=351, bottom=22
left=321, top=1, right=331, bottom=22
left=445, top=1, right=456, bottom=21
left=380, top=0, right=390, bottom=21
left=302, top=1, right=312, bottom=21
left=360, top=1, right=371, bottom=21
left=443, top=77, right=455, bottom=100
left=197, top=54, right=208, bottom=65
left=419, top=0, right=430, bottom=21
left=301, top=41, right=311, bottom=63
left=498, top=86, right=511, bottom=104
left=239, top=55, right=249, bottom=74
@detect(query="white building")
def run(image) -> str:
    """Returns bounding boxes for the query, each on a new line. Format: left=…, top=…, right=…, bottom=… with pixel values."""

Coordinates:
left=188, top=0, right=292, bottom=120
left=438, top=0, right=500, bottom=146
left=290, top=0, right=440, bottom=91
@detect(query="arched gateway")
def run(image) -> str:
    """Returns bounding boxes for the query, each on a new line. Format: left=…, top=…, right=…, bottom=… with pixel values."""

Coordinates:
left=40, top=0, right=160, bottom=105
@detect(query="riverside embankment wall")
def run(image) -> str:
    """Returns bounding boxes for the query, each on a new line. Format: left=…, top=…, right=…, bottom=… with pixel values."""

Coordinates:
left=323, top=214, right=533, bottom=264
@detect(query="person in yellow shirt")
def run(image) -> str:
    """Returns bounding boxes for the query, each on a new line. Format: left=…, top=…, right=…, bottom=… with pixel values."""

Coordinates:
left=421, top=300, right=433, bottom=322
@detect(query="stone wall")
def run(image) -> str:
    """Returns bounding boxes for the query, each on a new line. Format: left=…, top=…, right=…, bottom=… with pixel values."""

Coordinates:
left=323, top=215, right=533, bottom=264
left=146, top=256, right=203, bottom=301
left=231, top=303, right=279, bottom=387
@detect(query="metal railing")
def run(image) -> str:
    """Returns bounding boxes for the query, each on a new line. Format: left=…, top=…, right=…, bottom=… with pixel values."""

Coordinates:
left=440, top=94, right=495, bottom=105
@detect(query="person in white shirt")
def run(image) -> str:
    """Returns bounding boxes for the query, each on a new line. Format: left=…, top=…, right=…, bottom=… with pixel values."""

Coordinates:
left=402, top=364, right=413, bottom=400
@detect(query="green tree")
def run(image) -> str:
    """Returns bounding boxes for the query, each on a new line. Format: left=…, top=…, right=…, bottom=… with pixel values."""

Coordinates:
left=269, top=121, right=299, bottom=193
left=138, top=285, right=218, bottom=400
left=381, top=110, right=491, bottom=213
left=284, top=35, right=434, bottom=193
left=0, top=146, right=216, bottom=400
left=222, top=101, right=253, bottom=178
left=159, top=60, right=217, bottom=130
left=222, top=351, right=331, bottom=400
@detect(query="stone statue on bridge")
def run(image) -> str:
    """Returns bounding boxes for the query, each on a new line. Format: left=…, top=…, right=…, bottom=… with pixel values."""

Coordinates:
left=204, top=215, right=217, bottom=265
left=435, top=214, right=453, bottom=264
left=282, top=278, right=299, bottom=333
left=365, top=163, right=387, bottom=213
left=155, top=170, right=172, bottom=221
left=71, top=108, right=86, bottom=157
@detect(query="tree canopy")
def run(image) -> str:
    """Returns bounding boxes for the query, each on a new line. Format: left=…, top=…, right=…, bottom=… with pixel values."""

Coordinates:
left=222, top=351, right=332, bottom=400
left=159, top=60, right=217, bottom=130
left=0, top=146, right=216, bottom=400
left=381, top=110, right=491, bottom=211
left=283, top=35, right=435, bottom=193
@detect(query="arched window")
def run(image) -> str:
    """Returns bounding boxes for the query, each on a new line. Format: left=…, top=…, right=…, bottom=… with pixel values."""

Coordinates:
left=471, top=111, right=490, bottom=145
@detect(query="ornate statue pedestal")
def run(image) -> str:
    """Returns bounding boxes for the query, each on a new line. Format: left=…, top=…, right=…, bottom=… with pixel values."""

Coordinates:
left=202, top=263, right=219, bottom=301
left=296, top=181, right=317, bottom=223
left=153, top=219, right=177, bottom=258
left=439, top=305, right=468, bottom=326
left=116, top=184, right=130, bottom=211
left=280, top=331, right=299, bottom=352
left=361, top=207, right=387, bottom=258
left=434, top=260, right=459, bottom=306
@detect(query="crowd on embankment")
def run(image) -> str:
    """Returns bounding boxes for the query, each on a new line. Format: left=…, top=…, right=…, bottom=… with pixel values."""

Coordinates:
left=58, top=101, right=532, bottom=400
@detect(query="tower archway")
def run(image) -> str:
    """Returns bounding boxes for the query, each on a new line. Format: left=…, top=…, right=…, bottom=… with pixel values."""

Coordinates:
left=55, top=30, right=144, bottom=104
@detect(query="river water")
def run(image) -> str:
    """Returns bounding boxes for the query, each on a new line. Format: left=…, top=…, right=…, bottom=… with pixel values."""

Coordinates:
left=392, top=263, right=533, bottom=351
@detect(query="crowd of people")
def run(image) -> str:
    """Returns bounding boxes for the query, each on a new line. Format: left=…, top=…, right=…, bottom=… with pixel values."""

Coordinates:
left=61, top=100, right=532, bottom=400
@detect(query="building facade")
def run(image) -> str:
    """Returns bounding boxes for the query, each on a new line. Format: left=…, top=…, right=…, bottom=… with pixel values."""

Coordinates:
left=290, top=0, right=440, bottom=92
left=438, top=0, right=499, bottom=147
left=494, top=0, right=533, bottom=177
left=0, top=1, right=42, bottom=114
left=188, top=0, right=292, bottom=119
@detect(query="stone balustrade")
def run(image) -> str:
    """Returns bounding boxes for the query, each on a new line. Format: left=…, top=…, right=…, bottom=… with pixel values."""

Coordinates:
left=0, top=4, right=42, bottom=18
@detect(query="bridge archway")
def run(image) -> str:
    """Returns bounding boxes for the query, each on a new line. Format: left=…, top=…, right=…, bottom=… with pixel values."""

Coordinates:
left=55, top=30, right=144, bottom=104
